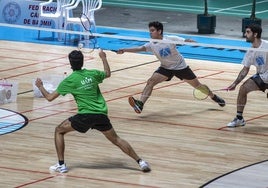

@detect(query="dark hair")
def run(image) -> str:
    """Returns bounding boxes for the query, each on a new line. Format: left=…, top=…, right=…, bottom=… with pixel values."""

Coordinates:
left=246, top=24, right=262, bottom=38
left=68, top=50, right=83, bottom=70
left=148, top=21, right=163, bottom=35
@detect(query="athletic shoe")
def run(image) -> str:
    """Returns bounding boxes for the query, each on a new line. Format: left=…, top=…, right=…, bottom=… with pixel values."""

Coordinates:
left=212, top=95, right=226, bottom=107
left=227, top=117, right=246, bottom=127
left=49, top=163, right=68, bottom=173
left=139, top=160, right=151, bottom=172
left=128, top=97, right=143, bottom=113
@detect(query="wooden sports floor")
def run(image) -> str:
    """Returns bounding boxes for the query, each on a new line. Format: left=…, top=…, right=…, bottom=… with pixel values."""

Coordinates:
left=1, top=40, right=268, bottom=187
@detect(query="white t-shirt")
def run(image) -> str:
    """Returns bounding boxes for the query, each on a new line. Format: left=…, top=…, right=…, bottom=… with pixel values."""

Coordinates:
left=143, top=35, right=187, bottom=70
left=242, top=39, right=268, bottom=83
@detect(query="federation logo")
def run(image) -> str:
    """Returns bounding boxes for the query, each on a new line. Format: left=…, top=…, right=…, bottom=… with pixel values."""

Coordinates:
left=2, top=2, right=21, bottom=24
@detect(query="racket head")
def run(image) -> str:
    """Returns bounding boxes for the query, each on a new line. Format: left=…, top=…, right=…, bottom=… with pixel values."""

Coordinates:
left=80, top=13, right=91, bottom=32
left=78, top=36, right=97, bottom=53
left=193, top=85, right=210, bottom=100
left=78, top=13, right=97, bottom=53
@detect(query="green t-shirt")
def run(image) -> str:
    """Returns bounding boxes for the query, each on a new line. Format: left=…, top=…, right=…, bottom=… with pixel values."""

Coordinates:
left=56, top=69, right=107, bottom=114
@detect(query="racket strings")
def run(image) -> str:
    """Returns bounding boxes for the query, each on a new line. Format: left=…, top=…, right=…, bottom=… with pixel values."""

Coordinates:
left=78, top=13, right=98, bottom=53
left=79, top=13, right=92, bottom=32
left=193, top=85, right=211, bottom=100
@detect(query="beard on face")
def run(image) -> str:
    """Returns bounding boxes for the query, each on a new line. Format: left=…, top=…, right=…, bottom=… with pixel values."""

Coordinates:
left=246, top=36, right=252, bottom=43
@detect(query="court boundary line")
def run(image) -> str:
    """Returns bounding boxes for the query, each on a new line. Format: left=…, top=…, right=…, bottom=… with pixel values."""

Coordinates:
left=199, top=159, right=268, bottom=187
left=0, top=166, right=159, bottom=188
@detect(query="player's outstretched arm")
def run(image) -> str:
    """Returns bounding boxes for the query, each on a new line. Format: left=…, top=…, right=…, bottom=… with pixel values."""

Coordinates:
left=227, top=66, right=250, bottom=91
left=117, top=46, right=146, bottom=54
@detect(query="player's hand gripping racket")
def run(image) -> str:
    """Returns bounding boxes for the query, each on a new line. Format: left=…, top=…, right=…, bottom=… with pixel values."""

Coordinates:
left=193, top=85, right=228, bottom=100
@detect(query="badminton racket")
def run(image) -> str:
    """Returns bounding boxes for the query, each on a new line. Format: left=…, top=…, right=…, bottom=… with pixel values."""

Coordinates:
left=78, top=13, right=97, bottom=53
left=193, top=85, right=228, bottom=100
left=79, top=13, right=118, bottom=53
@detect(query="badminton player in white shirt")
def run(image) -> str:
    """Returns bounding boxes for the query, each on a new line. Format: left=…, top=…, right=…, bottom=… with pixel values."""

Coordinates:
left=227, top=24, right=268, bottom=127
left=117, top=21, right=225, bottom=114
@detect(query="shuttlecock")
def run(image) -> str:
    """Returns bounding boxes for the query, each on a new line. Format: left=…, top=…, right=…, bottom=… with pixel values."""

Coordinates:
left=78, top=43, right=84, bottom=50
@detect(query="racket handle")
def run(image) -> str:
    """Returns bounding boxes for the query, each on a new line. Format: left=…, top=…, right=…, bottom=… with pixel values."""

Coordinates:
left=212, top=88, right=229, bottom=92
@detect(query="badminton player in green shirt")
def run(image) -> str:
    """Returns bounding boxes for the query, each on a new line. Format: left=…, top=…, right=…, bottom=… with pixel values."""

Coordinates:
left=35, top=49, right=151, bottom=173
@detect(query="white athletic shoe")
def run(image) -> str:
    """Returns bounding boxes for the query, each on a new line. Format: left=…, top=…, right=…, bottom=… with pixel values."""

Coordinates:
left=139, top=160, right=151, bottom=172
left=227, top=117, right=246, bottom=127
left=49, top=163, right=68, bottom=173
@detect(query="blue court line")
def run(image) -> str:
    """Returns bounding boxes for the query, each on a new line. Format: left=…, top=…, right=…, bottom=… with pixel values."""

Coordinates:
left=0, top=25, right=249, bottom=63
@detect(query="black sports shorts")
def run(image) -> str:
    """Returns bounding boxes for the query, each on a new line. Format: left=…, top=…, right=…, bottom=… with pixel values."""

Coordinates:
left=69, top=114, right=113, bottom=133
left=250, top=74, right=268, bottom=92
left=155, top=66, right=197, bottom=81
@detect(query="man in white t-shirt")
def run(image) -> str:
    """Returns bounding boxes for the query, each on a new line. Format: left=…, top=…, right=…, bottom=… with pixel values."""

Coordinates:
left=227, top=24, right=268, bottom=127
left=117, top=21, right=225, bottom=114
